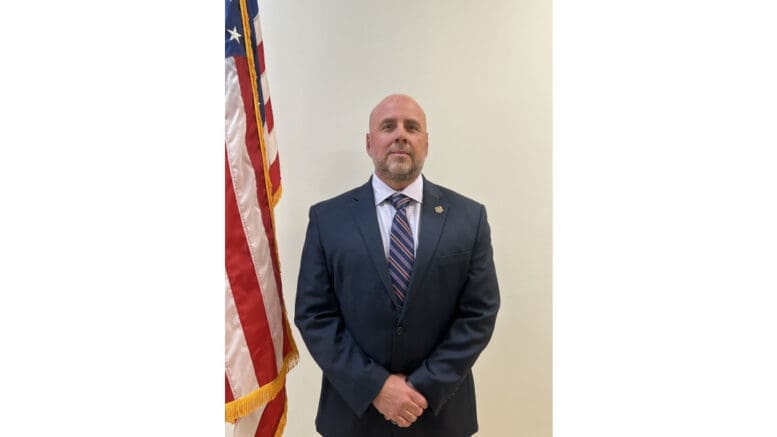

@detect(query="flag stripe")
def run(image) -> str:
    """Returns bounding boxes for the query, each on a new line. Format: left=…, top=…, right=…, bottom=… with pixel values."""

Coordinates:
left=256, top=388, right=285, bottom=437
left=226, top=374, right=235, bottom=403
left=263, top=98, right=274, bottom=135
left=253, top=21, right=279, bottom=202
left=225, top=135, right=285, bottom=382
left=225, top=273, right=260, bottom=399
left=266, top=130, right=280, bottom=200
left=225, top=151, right=279, bottom=386
left=234, top=56, right=283, bottom=309
left=232, top=404, right=265, bottom=437
left=232, top=60, right=286, bottom=375
left=269, top=157, right=281, bottom=200
left=256, top=39, right=266, bottom=74
left=265, top=129, right=278, bottom=166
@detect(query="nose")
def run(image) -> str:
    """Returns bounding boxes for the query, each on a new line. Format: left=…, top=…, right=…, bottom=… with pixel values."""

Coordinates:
left=394, top=126, right=408, bottom=143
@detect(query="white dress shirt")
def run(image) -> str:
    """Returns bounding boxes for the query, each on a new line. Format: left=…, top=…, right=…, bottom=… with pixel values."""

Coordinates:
left=371, top=173, right=423, bottom=259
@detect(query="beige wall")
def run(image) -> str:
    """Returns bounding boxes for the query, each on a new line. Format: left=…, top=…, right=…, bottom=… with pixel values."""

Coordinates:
left=260, top=0, right=552, bottom=435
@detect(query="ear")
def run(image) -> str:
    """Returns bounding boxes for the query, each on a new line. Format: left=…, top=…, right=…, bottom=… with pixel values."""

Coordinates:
left=365, top=133, right=371, bottom=153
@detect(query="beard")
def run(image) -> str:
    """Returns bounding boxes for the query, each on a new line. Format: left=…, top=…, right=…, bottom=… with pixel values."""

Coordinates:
left=375, top=152, right=422, bottom=182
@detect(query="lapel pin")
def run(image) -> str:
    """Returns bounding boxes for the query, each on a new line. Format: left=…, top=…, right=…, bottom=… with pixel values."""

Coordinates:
left=435, top=206, right=444, bottom=214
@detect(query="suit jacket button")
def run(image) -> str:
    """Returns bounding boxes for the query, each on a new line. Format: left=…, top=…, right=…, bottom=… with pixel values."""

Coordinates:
left=396, top=326, right=404, bottom=336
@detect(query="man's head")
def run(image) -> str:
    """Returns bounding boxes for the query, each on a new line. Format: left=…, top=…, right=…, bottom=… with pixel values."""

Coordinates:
left=366, top=94, right=429, bottom=190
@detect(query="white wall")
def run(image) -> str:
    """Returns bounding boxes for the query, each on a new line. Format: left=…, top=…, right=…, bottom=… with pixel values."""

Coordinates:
left=259, top=0, right=552, bottom=435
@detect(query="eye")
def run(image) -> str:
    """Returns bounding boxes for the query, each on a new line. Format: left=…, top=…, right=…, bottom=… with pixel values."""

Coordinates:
left=405, top=122, right=421, bottom=132
left=380, top=122, right=395, bottom=131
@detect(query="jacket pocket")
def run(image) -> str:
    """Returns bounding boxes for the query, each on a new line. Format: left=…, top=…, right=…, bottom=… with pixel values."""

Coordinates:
left=437, top=250, right=471, bottom=266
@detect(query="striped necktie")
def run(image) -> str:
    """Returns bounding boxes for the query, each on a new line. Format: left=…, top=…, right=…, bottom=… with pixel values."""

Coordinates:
left=388, top=193, right=414, bottom=304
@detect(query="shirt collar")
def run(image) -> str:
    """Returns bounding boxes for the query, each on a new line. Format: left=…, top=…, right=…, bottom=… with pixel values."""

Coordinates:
left=372, top=173, right=424, bottom=206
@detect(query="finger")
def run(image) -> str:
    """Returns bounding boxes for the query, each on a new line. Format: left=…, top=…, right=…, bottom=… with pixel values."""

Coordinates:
left=404, top=403, right=423, bottom=417
left=396, top=416, right=411, bottom=428
left=409, top=391, right=429, bottom=410
left=400, top=410, right=418, bottom=424
left=410, top=392, right=429, bottom=414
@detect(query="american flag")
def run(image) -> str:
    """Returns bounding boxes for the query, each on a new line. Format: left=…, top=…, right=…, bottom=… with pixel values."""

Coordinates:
left=225, top=0, right=297, bottom=435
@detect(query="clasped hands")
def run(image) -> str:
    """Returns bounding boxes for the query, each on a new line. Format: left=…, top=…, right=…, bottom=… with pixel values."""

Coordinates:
left=372, top=374, right=428, bottom=428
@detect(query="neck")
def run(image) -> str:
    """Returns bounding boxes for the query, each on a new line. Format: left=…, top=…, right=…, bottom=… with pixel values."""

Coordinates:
left=375, top=172, right=420, bottom=191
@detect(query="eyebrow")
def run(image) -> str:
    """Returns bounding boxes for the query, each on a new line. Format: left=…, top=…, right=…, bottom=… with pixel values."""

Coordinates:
left=378, top=118, right=422, bottom=127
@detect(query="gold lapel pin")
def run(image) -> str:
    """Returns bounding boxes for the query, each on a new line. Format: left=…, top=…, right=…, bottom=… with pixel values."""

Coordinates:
left=434, top=206, right=444, bottom=214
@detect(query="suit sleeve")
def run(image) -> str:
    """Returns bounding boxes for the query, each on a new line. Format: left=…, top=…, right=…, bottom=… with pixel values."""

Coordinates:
left=407, top=204, right=500, bottom=415
left=294, top=206, right=390, bottom=416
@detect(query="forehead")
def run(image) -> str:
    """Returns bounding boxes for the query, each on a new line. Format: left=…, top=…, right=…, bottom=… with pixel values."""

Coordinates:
left=369, top=97, right=426, bottom=128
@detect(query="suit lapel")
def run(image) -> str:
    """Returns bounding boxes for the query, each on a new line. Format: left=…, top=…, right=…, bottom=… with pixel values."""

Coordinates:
left=350, top=180, right=397, bottom=305
left=403, top=179, right=448, bottom=312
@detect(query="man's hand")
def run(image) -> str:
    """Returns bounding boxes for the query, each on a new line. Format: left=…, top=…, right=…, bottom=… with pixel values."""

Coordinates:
left=372, top=374, right=428, bottom=428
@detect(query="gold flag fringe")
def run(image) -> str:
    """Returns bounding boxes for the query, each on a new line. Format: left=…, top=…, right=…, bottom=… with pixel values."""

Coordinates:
left=225, top=347, right=299, bottom=423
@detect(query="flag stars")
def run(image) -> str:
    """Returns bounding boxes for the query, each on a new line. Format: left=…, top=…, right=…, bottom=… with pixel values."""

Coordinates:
left=228, top=26, right=242, bottom=44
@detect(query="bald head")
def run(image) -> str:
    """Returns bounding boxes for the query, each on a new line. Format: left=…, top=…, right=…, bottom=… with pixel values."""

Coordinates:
left=365, top=94, right=429, bottom=190
left=369, top=94, right=427, bottom=132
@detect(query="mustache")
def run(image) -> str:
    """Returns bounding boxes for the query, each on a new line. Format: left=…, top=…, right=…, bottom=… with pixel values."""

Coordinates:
left=388, top=144, right=413, bottom=155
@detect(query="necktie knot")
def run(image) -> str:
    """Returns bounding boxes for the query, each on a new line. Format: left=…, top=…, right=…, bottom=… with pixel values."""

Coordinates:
left=390, top=193, right=412, bottom=211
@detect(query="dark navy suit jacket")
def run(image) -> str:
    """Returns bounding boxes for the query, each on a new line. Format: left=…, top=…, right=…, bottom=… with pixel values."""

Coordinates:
left=295, top=177, right=500, bottom=437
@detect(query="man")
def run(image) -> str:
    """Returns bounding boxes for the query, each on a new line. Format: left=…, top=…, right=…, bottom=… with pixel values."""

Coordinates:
left=295, top=94, right=500, bottom=436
